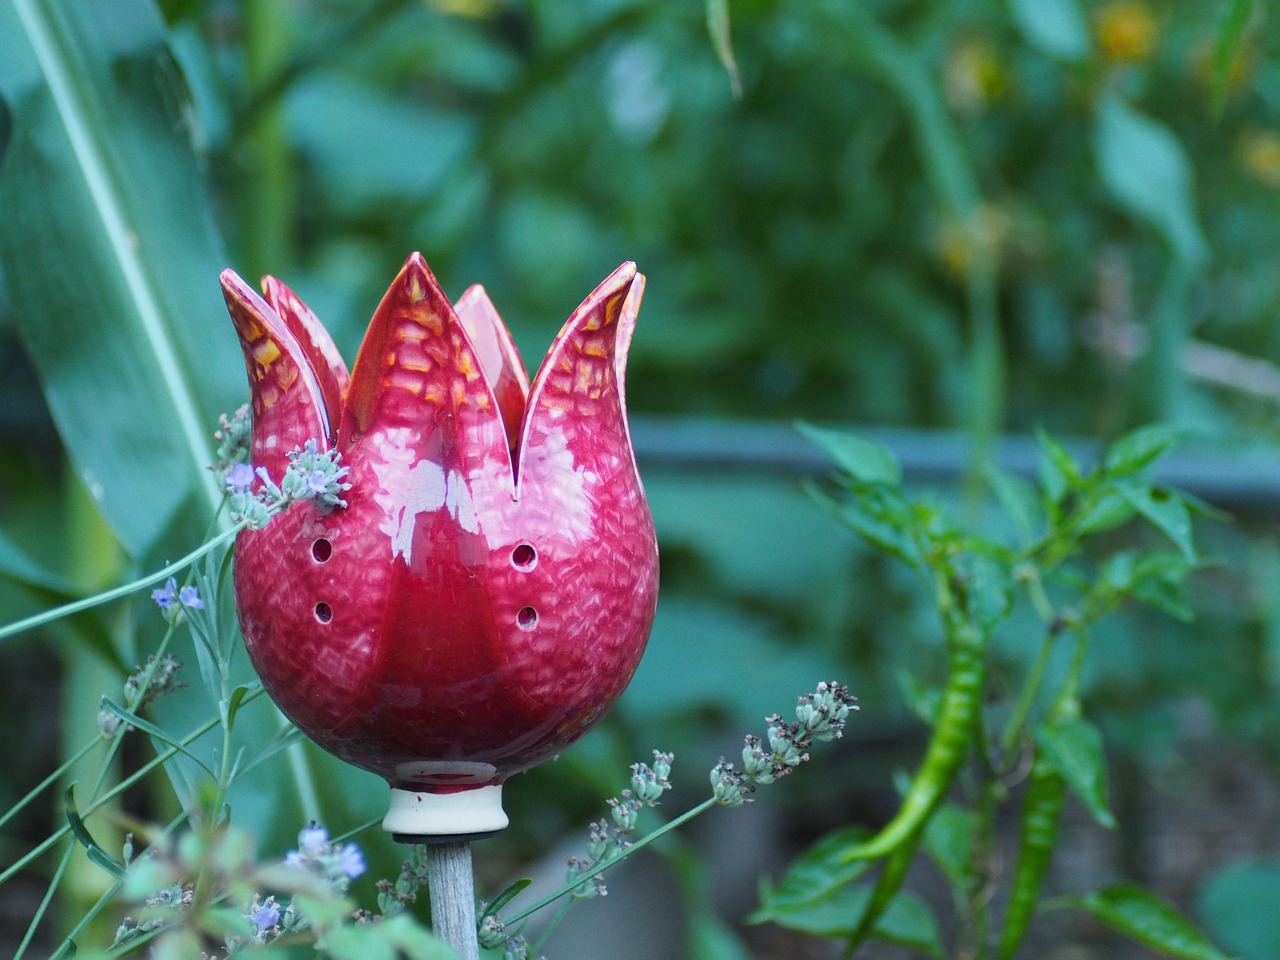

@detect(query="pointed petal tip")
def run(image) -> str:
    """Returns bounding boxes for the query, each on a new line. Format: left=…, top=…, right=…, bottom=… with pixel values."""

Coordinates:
left=626, top=272, right=646, bottom=307
left=455, top=283, right=489, bottom=309
left=402, top=252, right=434, bottom=283
left=389, top=252, right=449, bottom=306
left=219, top=267, right=253, bottom=298
left=219, top=271, right=275, bottom=328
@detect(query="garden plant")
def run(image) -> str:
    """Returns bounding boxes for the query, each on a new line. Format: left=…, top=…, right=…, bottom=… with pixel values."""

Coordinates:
left=3, top=0, right=1280, bottom=958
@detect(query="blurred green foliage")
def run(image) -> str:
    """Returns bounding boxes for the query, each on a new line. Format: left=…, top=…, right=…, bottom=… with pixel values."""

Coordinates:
left=3, top=0, right=1280, bottom=956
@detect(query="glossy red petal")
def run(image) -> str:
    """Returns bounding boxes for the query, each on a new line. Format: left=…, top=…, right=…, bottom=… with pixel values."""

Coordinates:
left=326, top=254, right=521, bottom=764
left=220, top=269, right=333, bottom=482
left=454, top=284, right=530, bottom=458
left=615, top=272, right=644, bottom=467
left=261, top=275, right=350, bottom=431
left=506, top=261, right=658, bottom=716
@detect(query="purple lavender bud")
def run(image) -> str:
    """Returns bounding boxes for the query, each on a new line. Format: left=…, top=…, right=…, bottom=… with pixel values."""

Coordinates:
left=226, top=462, right=255, bottom=494
left=150, top=578, right=177, bottom=609
left=337, top=843, right=366, bottom=879
left=305, top=470, right=330, bottom=496
left=248, top=899, right=280, bottom=937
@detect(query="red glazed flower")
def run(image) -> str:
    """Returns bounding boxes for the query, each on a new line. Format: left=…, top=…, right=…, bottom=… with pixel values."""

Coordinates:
left=221, top=254, right=658, bottom=838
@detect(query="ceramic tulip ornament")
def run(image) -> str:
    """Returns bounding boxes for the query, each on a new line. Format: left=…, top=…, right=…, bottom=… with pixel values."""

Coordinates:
left=222, top=253, right=658, bottom=841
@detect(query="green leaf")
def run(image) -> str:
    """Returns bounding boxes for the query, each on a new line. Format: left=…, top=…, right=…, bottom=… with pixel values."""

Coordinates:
left=690, top=912, right=753, bottom=960
left=1036, top=428, right=1082, bottom=503
left=0, top=528, right=126, bottom=670
left=286, top=74, right=475, bottom=219
left=751, top=825, right=874, bottom=920
left=1104, top=424, right=1185, bottom=477
left=319, top=922, right=397, bottom=960
left=873, top=889, right=945, bottom=959
left=923, top=803, right=974, bottom=890
left=1009, top=0, right=1090, bottom=62
left=797, top=422, right=902, bottom=486
left=1036, top=717, right=1116, bottom=829
left=955, top=549, right=1013, bottom=630
left=98, top=696, right=217, bottom=778
left=152, top=929, right=204, bottom=960
left=0, top=528, right=78, bottom=595
left=1115, top=482, right=1196, bottom=561
left=64, top=784, right=125, bottom=877
left=757, top=881, right=943, bottom=959
left=237, top=722, right=306, bottom=777
left=1211, top=0, right=1254, bottom=119
left=1060, top=883, right=1234, bottom=960
left=226, top=685, right=249, bottom=725
left=1198, top=859, right=1280, bottom=960
left=895, top=668, right=942, bottom=727
left=705, top=0, right=742, bottom=98
left=1129, top=551, right=1197, bottom=622
left=293, top=892, right=355, bottom=929
left=1098, top=550, right=1195, bottom=620
left=189, top=611, right=223, bottom=709
left=807, top=482, right=922, bottom=568
left=481, top=878, right=533, bottom=920
left=378, top=914, right=455, bottom=959
left=985, top=464, right=1042, bottom=547
left=0, top=0, right=242, bottom=559
left=1076, top=491, right=1138, bottom=536
left=1179, top=489, right=1232, bottom=524
left=1094, top=90, right=1208, bottom=266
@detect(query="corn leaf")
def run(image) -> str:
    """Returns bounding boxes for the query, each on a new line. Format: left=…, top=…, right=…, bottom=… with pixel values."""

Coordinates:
left=0, top=0, right=242, bottom=559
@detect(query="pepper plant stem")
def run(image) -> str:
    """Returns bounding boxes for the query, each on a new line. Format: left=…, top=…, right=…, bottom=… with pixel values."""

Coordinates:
left=425, top=841, right=480, bottom=960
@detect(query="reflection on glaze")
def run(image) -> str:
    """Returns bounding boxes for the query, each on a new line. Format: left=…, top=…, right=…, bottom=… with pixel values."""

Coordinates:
left=222, top=254, right=658, bottom=793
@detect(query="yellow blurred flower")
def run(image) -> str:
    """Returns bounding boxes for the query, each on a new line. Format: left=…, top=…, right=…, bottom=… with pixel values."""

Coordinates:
left=427, top=0, right=498, bottom=17
left=1095, top=2, right=1158, bottom=64
left=1190, top=38, right=1254, bottom=99
left=1239, top=130, right=1280, bottom=190
left=945, top=38, right=1008, bottom=114
left=936, top=206, right=1011, bottom=277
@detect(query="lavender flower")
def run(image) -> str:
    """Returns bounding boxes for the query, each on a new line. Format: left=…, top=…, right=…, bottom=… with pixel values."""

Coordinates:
left=285, top=822, right=366, bottom=891
left=150, top=579, right=203, bottom=622
left=214, top=405, right=252, bottom=473
left=226, top=462, right=255, bottom=494
left=150, top=578, right=177, bottom=609
left=279, top=440, right=351, bottom=510
left=255, top=466, right=283, bottom=501
left=115, top=654, right=184, bottom=723
left=246, top=896, right=281, bottom=939
left=296, top=823, right=329, bottom=858
left=337, top=843, right=366, bottom=879
left=305, top=470, right=330, bottom=496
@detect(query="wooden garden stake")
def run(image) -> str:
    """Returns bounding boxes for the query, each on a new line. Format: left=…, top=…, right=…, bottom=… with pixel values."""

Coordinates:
left=424, top=841, right=480, bottom=960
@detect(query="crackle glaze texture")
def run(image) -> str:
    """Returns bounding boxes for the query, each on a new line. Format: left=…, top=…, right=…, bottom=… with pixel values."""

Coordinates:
left=222, top=254, right=658, bottom=792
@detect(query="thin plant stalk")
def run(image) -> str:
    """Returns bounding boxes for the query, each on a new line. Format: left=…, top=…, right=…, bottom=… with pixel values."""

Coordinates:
left=505, top=798, right=717, bottom=924
left=0, top=522, right=246, bottom=642
left=14, top=843, right=74, bottom=960
left=0, top=739, right=98, bottom=833
left=0, top=693, right=260, bottom=887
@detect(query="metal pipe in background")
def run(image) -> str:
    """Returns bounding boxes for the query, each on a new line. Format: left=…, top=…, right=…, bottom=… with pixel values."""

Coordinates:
left=631, top=416, right=1280, bottom=513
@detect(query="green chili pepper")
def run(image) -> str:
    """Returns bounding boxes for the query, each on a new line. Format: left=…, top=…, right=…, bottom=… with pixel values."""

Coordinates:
left=997, top=750, right=1067, bottom=959
left=841, top=620, right=984, bottom=863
